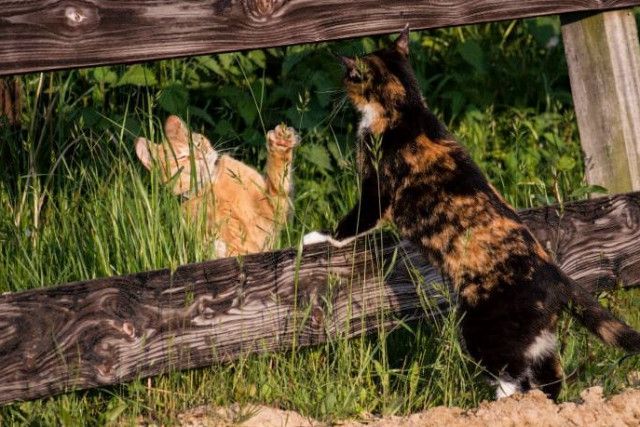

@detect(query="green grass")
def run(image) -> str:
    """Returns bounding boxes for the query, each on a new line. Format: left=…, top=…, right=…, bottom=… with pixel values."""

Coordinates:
left=1, top=17, right=639, bottom=426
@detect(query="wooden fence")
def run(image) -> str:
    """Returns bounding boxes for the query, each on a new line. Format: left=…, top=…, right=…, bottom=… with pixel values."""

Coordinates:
left=0, top=0, right=639, bottom=76
left=2, top=0, right=640, bottom=406
left=1, top=192, right=640, bottom=405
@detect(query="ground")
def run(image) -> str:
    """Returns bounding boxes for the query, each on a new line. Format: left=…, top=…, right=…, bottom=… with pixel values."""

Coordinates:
left=173, top=386, right=640, bottom=426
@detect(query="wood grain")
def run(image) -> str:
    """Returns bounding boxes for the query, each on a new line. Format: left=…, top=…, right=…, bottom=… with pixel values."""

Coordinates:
left=521, top=191, right=640, bottom=292
left=561, top=10, right=640, bottom=193
left=2, top=0, right=640, bottom=76
left=1, top=192, right=640, bottom=405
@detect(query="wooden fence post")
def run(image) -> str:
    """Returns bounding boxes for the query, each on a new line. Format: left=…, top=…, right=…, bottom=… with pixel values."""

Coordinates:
left=0, top=77, right=20, bottom=127
left=561, top=10, right=640, bottom=193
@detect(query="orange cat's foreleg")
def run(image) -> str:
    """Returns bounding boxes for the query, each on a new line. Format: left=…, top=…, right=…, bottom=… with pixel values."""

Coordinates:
left=264, top=125, right=298, bottom=220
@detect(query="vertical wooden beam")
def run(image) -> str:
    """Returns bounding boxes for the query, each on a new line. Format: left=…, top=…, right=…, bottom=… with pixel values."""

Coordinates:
left=561, top=10, right=640, bottom=193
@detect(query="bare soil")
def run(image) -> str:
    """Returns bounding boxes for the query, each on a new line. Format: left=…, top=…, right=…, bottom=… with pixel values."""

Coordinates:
left=176, top=386, right=640, bottom=426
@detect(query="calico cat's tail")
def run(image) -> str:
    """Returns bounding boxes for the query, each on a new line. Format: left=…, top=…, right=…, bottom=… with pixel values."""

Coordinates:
left=557, top=267, right=640, bottom=353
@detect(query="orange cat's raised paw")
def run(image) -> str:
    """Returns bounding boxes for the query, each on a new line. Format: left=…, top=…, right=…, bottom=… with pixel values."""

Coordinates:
left=267, top=124, right=299, bottom=152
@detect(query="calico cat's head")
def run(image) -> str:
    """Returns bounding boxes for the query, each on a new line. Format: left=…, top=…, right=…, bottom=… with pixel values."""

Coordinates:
left=339, top=26, right=423, bottom=134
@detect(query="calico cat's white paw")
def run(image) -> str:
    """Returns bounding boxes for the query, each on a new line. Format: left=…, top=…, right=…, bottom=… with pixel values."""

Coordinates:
left=303, top=231, right=333, bottom=245
left=495, top=379, right=519, bottom=399
left=302, top=232, right=357, bottom=248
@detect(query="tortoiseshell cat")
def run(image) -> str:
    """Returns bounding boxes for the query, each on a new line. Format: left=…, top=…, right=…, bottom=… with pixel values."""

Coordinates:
left=136, top=116, right=298, bottom=257
left=329, top=27, right=640, bottom=400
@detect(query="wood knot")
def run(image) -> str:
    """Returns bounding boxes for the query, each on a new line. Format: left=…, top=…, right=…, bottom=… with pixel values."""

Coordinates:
left=242, top=0, right=286, bottom=22
left=622, top=203, right=640, bottom=229
left=311, top=306, right=324, bottom=327
left=60, top=1, right=99, bottom=35
left=65, top=6, right=87, bottom=26
left=122, top=321, right=136, bottom=338
left=96, top=363, right=113, bottom=379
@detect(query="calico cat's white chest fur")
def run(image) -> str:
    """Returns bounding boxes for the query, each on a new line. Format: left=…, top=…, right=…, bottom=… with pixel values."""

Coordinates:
left=357, top=103, right=381, bottom=137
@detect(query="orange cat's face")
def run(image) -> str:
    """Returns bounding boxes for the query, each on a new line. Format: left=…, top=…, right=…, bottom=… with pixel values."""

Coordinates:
left=135, top=116, right=219, bottom=195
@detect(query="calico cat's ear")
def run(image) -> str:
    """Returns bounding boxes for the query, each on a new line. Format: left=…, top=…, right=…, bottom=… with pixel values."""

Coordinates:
left=338, top=55, right=365, bottom=81
left=394, top=24, right=410, bottom=57
left=338, top=55, right=357, bottom=72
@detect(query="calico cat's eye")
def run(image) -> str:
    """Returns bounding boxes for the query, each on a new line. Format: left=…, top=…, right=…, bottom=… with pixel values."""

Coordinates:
left=348, top=68, right=363, bottom=82
left=339, top=55, right=369, bottom=83
left=351, top=58, right=370, bottom=83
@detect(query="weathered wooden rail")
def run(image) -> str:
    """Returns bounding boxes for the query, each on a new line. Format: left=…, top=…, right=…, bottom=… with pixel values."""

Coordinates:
left=0, top=0, right=639, bottom=76
left=1, top=192, right=640, bottom=405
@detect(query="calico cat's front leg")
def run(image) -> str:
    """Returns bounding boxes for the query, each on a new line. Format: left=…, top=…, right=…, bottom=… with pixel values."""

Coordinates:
left=334, top=175, right=390, bottom=239
left=303, top=175, right=389, bottom=247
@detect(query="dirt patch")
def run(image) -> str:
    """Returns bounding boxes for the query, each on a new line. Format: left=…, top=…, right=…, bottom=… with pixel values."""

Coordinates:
left=350, top=387, right=640, bottom=427
left=176, top=386, right=640, bottom=426
left=177, top=404, right=320, bottom=427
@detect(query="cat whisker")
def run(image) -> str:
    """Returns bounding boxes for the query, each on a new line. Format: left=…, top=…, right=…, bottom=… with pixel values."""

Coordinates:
left=316, top=88, right=344, bottom=95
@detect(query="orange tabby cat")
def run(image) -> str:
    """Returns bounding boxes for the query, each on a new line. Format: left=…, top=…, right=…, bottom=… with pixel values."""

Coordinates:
left=135, top=115, right=298, bottom=257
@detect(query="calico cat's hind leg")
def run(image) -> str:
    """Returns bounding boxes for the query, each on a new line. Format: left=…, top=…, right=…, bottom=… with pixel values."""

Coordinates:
left=493, top=366, right=534, bottom=399
left=493, top=331, right=563, bottom=400
left=491, top=362, right=532, bottom=399
left=530, top=353, right=563, bottom=401
left=525, top=329, right=563, bottom=400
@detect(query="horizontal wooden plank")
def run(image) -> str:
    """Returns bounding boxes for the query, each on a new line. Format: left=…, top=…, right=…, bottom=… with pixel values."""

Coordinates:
left=0, top=234, right=446, bottom=405
left=1, top=0, right=640, bottom=76
left=521, top=191, right=640, bottom=292
left=1, top=191, right=640, bottom=405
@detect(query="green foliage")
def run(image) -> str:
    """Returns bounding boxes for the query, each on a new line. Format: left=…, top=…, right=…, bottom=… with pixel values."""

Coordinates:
left=0, top=16, right=637, bottom=425
left=117, top=65, right=158, bottom=87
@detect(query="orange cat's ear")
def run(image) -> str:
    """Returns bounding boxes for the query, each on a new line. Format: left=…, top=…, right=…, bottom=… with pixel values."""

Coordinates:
left=135, top=137, right=155, bottom=170
left=136, top=116, right=219, bottom=196
left=163, top=115, right=219, bottom=195
left=164, top=115, right=191, bottom=157
left=394, top=24, right=410, bottom=57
